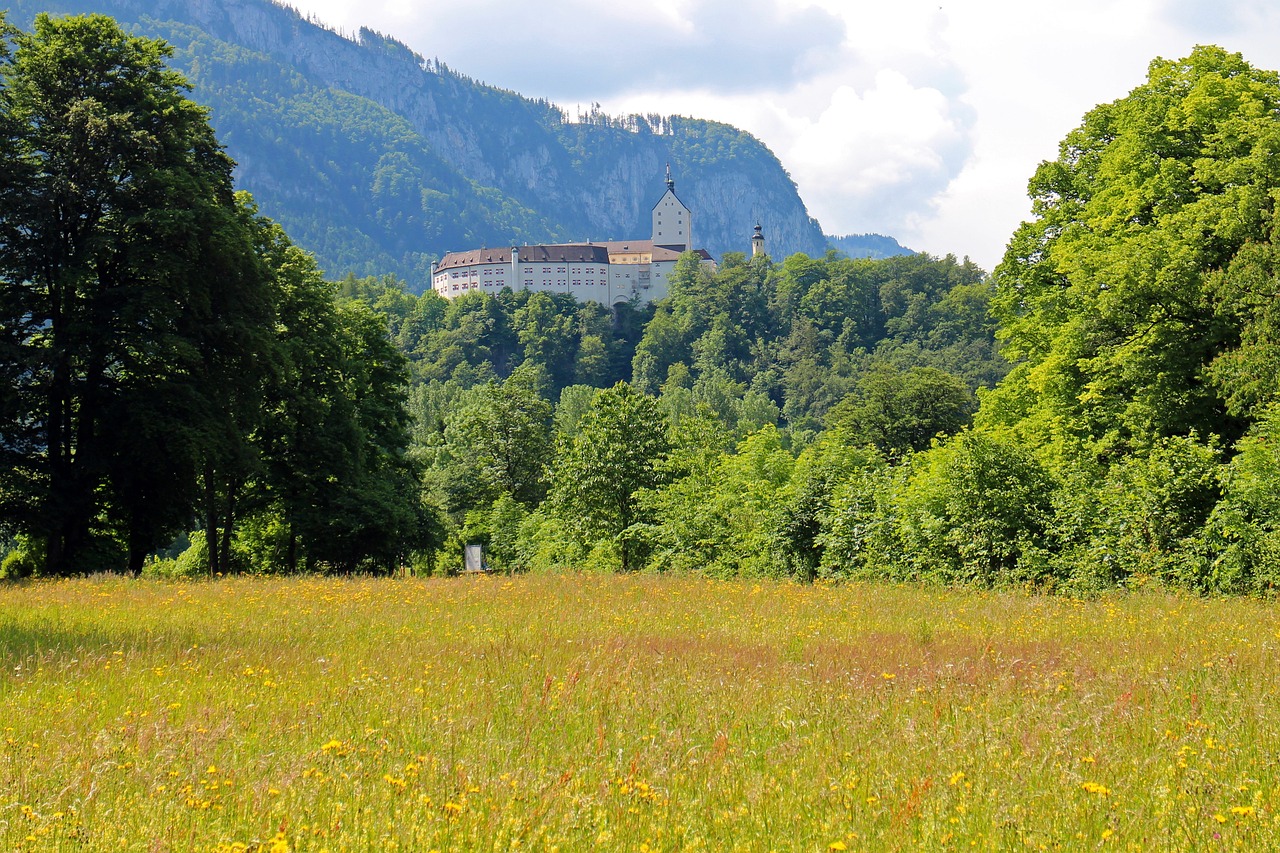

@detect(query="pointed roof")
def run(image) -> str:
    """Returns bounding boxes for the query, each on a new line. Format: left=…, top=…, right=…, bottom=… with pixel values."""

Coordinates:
left=651, top=165, right=688, bottom=211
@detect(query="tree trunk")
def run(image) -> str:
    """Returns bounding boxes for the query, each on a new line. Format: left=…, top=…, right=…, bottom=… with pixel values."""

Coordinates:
left=203, top=463, right=220, bottom=577
left=127, top=523, right=147, bottom=577
left=219, top=485, right=236, bottom=574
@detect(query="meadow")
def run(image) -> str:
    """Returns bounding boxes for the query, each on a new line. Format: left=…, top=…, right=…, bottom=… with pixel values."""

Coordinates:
left=0, top=574, right=1277, bottom=851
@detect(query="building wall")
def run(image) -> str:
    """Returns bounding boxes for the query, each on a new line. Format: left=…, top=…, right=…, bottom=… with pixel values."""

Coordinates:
left=649, top=260, right=676, bottom=302
left=433, top=260, right=511, bottom=296
left=434, top=256, right=691, bottom=305
left=651, top=191, right=691, bottom=250
left=432, top=177, right=708, bottom=304
left=434, top=261, right=612, bottom=300
left=449, top=257, right=695, bottom=303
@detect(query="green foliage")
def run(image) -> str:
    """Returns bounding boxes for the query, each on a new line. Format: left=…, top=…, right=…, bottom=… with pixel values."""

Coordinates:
left=21, top=15, right=1280, bottom=596
left=895, top=432, right=1058, bottom=587
left=0, top=15, right=438, bottom=576
left=143, top=535, right=212, bottom=579
left=0, top=13, right=263, bottom=575
left=0, top=536, right=41, bottom=579
left=625, top=249, right=1002, bottom=438
left=1034, top=436, right=1223, bottom=593
left=485, top=494, right=528, bottom=572
left=778, top=439, right=885, bottom=580
left=1206, top=225, right=1280, bottom=417
left=1199, top=407, right=1280, bottom=593
left=511, top=508, right=587, bottom=574
left=991, top=46, right=1279, bottom=456
left=553, top=385, right=601, bottom=440
left=549, top=383, right=671, bottom=572
left=368, top=44, right=1280, bottom=596
left=437, top=366, right=553, bottom=512
left=817, top=457, right=900, bottom=580
left=640, top=425, right=794, bottom=577
left=354, top=245, right=1009, bottom=583
left=827, top=365, right=975, bottom=458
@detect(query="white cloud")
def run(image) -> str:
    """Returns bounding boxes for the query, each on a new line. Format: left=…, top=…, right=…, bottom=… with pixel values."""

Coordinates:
left=784, top=71, right=971, bottom=236
left=282, top=0, right=1280, bottom=271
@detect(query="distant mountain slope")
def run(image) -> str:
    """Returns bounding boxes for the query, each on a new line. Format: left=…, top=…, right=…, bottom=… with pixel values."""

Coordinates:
left=8, top=0, right=831, bottom=288
left=826, top=233, right=914, bottom=260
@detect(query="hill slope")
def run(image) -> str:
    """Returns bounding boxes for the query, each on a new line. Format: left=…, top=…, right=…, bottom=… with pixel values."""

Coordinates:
left=8, top=0, right=831, bottom=287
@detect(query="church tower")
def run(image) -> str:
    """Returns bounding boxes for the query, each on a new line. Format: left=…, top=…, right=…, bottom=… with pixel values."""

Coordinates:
left=651, top=164, right=691, bottom=251
left=751, top=222, right=765, bottom=258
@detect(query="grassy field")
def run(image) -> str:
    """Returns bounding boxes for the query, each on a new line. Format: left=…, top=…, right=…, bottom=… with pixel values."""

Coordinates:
left=0, top=574, right=1277, bottom=851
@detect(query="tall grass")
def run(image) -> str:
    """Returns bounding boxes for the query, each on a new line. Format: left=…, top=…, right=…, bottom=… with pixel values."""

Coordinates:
left=0, top=574, right=1277, bottom=850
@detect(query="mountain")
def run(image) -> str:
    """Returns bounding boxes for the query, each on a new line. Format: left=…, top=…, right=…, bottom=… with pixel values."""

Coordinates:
left=6, top=0, right=833, bottom=289
left=826, top=233, right=914, bottom=260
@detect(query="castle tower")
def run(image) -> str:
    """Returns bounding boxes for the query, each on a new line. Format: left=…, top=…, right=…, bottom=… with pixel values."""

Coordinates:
left=651, top=164, right=691, bottom=251
left=751, top=222, right=765, bottom=258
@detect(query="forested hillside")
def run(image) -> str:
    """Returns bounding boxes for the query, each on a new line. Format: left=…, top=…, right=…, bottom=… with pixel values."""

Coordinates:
left=5, top=0, right=831, bottom=288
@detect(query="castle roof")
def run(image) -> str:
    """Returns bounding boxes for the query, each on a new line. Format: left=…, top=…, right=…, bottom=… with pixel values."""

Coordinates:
left=435, top=244, right=609, bottom=270
left=599, top=240, right=710, bottom=261
left=650, top=187, right=688, bottom=212
left=436, top=242, right=709, bottom=271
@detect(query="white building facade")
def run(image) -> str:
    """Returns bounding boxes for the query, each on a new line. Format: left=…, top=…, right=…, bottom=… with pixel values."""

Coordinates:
left=431, top=171, right=714, bottom=305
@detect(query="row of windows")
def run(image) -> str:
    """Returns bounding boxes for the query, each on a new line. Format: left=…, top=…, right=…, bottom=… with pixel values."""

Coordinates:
left=441, top=280, right=649, bottom=297
left=446, top=266, right=615, bottom=278
left=448, top=281, right=575, bottom=291
left=440, top=264, right=664, bottom=289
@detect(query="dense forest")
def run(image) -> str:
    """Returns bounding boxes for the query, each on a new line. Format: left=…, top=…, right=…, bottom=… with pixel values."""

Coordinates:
left=4, top=15, right=1280, bottom=595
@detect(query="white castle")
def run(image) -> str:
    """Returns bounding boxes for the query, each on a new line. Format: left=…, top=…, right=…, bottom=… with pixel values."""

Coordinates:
left=431, top=167, right=720, bottom=305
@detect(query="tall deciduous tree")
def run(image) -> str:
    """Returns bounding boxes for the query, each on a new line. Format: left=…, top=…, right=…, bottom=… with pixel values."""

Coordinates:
left=550, top=382, right=670, bottom=571
left=443, top=364, right=554, bottom=509
left=251, top=222, right=428, bottom=573
left=827, top=366, right=975, bottom=459
left=988, top=46, right=1280, bottom=455
left=0, top=14, right=270, bottom=574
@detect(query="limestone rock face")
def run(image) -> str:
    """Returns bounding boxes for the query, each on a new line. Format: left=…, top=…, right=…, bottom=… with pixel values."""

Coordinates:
left=11, top=0, right=830, bottom=280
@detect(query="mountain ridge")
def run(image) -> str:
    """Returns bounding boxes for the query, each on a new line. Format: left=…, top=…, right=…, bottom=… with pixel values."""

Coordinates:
left=6, top=0, right=892, bottom=287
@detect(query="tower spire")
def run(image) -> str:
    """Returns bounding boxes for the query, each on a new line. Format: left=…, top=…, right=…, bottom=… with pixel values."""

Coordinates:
left=665, top=163, right=674, bottom=193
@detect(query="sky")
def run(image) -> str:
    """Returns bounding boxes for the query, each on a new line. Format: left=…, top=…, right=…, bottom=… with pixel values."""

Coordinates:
left=281, top=0, right=1280, bottom=271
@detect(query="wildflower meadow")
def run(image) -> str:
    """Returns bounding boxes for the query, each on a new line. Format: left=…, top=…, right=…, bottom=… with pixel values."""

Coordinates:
left=1, top=574, right=1278, bottom=850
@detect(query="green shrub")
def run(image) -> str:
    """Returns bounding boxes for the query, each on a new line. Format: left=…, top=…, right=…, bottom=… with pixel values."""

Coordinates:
left=895, top=431, right=1057, bottom=586
left=0, top=536, right=43, bottom=579
left=1200, top=408, right=1280, bottom=594
left=817, top=463, right=902, bottom=580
